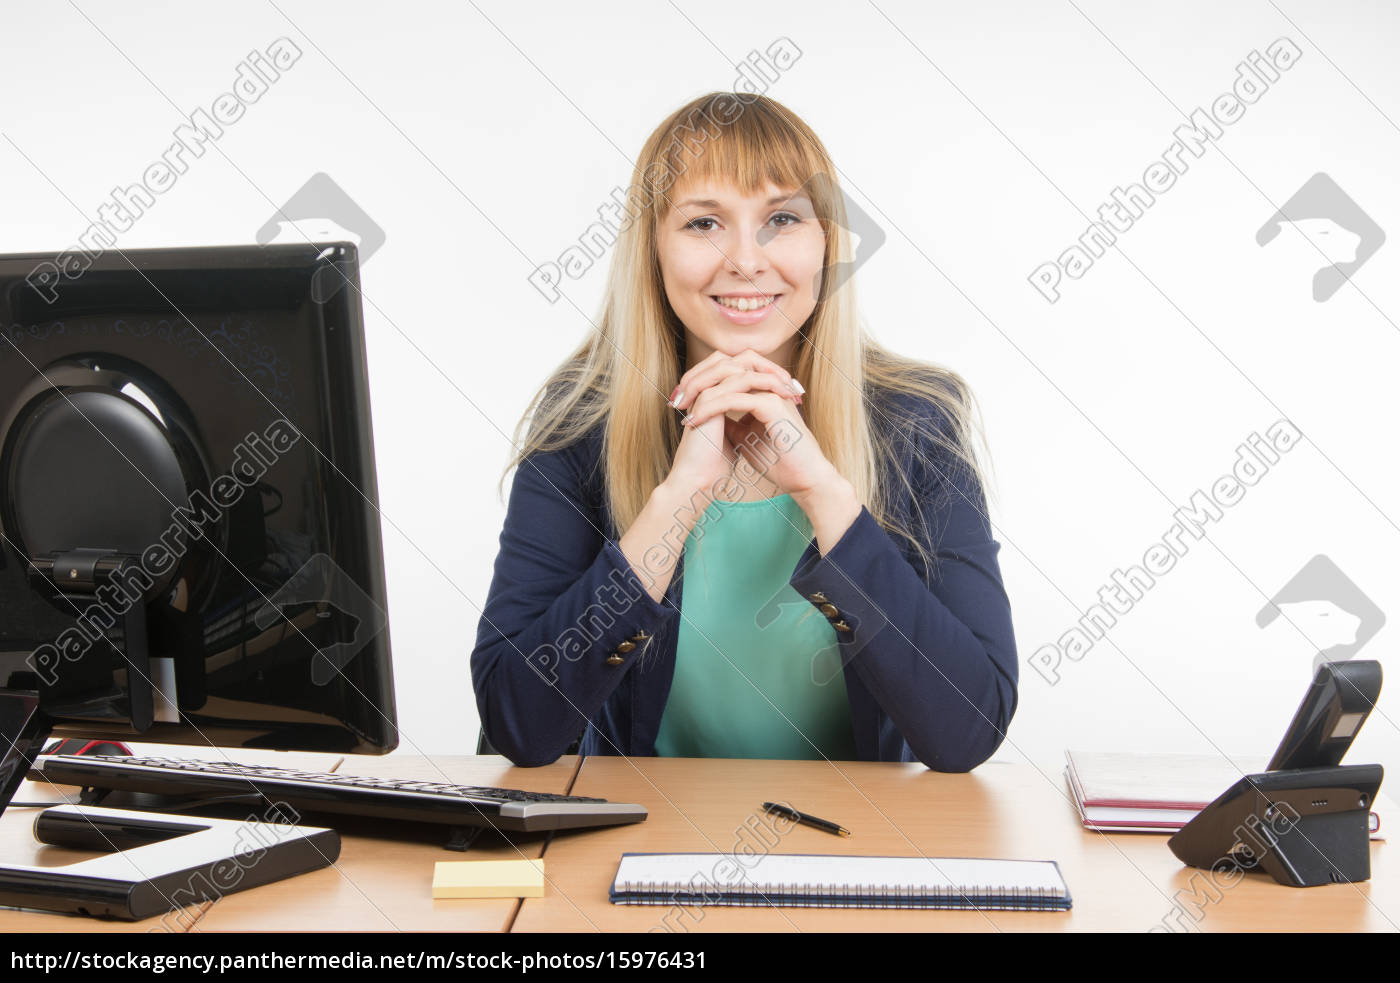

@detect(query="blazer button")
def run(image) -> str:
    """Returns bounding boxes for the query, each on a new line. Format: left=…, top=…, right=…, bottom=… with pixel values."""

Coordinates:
left=616, top=640, right=636, bottom=654
left=605, top=653, right=625, bottom=666
left=808, top=591, right=828, bottom=603
left=818, top=603, right=839, bottom=618
left=831, top=620, right=852, bottom=633
left=631, top=630, right=651, bottom=642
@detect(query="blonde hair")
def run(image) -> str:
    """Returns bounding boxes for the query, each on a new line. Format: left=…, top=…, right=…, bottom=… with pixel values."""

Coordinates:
left=500, top=91, right=995, bottom=582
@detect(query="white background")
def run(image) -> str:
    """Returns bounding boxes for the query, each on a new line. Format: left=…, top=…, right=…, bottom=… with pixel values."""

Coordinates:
left=1, top=0, right=1395, bottom=776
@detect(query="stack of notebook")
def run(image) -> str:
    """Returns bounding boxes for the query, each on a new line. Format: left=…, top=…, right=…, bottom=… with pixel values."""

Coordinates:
left=610, top=852, right=1071, bottom=911
left=1065, top=750, right=1384, bottom=836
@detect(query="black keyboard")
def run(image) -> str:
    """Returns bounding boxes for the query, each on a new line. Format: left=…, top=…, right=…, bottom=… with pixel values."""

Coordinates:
left=31, top=755, right=647, bottom=834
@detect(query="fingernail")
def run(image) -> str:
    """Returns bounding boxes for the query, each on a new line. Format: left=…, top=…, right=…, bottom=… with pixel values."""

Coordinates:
left=682, top=414, right=693, bottom=426
left=670, top=388, right=684, bottom=409
left=669, top=386, right=681, bottom=403
left=788, top=379, right=805, bottom=395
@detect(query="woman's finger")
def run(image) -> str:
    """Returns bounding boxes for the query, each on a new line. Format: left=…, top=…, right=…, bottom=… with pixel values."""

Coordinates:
left=683, top=390, right=791, bottom=429
left=705, top=370, right=799, bottom=404
left=672, top=348, right=799, bottom=408
left=672, top=349, right=726, bottom=396
left=673, top=358, right=800, bottom=409
left=685, top=378, right=788, bottom=423
left=670, top=349, right=730, bottom=406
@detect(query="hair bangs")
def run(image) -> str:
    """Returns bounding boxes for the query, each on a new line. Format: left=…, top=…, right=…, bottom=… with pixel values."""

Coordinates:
left=647, top=94, right=829, bottom=219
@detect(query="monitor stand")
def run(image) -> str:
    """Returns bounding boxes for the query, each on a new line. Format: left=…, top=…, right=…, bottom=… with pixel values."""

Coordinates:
left=0, top=688, right=341, bottom=922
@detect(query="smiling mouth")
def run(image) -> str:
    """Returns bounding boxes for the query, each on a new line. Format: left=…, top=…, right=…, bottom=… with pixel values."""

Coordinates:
left=711, top=294, right=780, bottom=312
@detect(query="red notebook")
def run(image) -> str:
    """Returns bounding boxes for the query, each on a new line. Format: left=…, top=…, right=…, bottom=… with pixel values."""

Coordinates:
left=1064, top=750, right=1384, bottom=837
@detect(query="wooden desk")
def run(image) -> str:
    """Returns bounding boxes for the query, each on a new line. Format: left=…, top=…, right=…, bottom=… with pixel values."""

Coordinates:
left=0, top=749, right=344, bottom=933
left=191, top=755, right=580, bottom=933
left=511, top=756, right=1398, bottom=933
left=6, top=753, right=1394, bottom=932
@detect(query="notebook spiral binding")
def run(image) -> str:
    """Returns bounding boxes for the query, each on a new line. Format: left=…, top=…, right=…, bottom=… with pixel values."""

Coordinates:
left=612, top=878, right=1065, bottom=911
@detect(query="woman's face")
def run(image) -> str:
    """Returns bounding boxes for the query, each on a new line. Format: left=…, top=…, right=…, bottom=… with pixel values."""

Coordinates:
left=656, top=180, right=827, bottom=371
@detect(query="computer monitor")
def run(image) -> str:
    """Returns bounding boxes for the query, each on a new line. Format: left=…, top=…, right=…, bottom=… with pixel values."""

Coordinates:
left=0, top=242, right=397, bottom=784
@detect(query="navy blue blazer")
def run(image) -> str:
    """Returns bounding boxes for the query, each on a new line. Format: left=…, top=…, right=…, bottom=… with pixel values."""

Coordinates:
left=470, top=391, right=1018, bottom=771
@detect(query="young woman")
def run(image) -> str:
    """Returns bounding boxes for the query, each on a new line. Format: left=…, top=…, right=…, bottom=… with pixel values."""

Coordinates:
left=471, top=92, right=1018, bottom=771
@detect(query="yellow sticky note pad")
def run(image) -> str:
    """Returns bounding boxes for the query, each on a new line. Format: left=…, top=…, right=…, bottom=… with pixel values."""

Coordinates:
left=432, top=859, right=546, bottom=899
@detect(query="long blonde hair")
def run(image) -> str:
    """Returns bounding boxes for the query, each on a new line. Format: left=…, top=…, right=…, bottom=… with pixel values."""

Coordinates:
left=500, top=91, right=995, bottom=581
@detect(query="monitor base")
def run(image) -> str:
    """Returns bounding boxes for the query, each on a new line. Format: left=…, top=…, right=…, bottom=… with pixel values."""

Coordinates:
left=0, top=804, right=340, bottom=921
left=2, top=689, right=338, bottom=922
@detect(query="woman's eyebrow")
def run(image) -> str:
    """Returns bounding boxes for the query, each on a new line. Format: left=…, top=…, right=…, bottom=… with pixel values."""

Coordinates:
left=673, top=193, right=809, bottom=211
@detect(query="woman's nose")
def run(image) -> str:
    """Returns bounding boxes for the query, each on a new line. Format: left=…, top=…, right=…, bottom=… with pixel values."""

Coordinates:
left=725, top=224, right=768, bottom=276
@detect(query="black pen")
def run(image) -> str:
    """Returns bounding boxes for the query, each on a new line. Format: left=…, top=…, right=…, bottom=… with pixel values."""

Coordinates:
left=762, top=802, right=851, bottom=837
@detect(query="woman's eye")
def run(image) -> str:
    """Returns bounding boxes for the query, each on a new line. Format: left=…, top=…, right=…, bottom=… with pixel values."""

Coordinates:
left=683, top=213, right=800, bottom=233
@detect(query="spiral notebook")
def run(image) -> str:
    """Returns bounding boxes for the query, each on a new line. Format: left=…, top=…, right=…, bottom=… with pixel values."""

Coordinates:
left=610, top=853, right=1071, bottom=911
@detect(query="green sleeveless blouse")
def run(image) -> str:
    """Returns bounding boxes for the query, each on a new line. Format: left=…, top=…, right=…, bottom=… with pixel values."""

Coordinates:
left=653, top=493, right=858, bottom=760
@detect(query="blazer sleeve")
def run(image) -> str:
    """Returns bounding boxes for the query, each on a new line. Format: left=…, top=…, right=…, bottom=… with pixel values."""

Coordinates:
left=470, top=436, right=681, bottom=766
left=786, top=414, right=1018, bottom=772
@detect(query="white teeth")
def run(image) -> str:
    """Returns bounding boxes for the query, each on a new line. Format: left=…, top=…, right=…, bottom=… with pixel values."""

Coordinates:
left=714, top=295, right=775, bottom=312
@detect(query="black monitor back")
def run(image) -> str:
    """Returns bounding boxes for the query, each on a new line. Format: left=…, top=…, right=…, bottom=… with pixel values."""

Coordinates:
left=0, top=243, right=396, bottom=754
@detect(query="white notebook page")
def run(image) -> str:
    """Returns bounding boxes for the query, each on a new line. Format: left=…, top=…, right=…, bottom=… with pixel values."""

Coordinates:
left=614, top=853, right=1066, bottom=894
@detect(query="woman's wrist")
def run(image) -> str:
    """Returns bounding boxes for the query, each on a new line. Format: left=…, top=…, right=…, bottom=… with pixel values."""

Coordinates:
left=620, top=480, right=710, bottom=604
left=792, top=471, right=862, bottom=555
left=656, top=475, right=705, bottom=511
left=658, top=473, right=736, bottom=510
